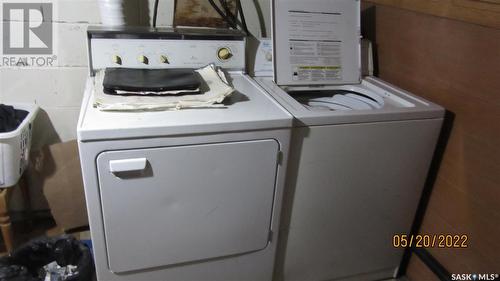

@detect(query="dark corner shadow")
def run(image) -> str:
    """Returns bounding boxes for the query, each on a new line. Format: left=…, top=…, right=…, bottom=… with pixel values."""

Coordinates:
left=223, top=91, right=250, bottom=106
left=361, top=5, right=378, bottom=76
left=215, top=69, right=250, bottom=105
left=31, top=107, right=61, bottom=156
left=398, top=110, right=455, bottom=277
left=242, top=0, right=269, bottom=75
left=123, top=0, right=150, bottom=26
left=252, top=0, right=267, bottom=37
left=26, top=108, right=62, bottom=212
left=273, top=120, right=310, bottom=281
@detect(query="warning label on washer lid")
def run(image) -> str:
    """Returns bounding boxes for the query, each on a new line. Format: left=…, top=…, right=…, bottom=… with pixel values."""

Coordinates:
left=288, top=10, right=343, bottom=82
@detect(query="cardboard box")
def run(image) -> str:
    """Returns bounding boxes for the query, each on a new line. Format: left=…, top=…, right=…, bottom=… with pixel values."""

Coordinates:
left=36, top=140, right=88, bottom=231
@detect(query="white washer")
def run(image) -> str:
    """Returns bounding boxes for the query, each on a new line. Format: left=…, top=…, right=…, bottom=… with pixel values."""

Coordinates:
left=254, top=1, right=444, bottom=280
left=77, top=27, right=292, bottom=281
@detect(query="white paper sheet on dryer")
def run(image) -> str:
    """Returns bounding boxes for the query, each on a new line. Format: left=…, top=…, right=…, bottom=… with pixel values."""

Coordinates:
left=93, top=64, right=235, bottom=111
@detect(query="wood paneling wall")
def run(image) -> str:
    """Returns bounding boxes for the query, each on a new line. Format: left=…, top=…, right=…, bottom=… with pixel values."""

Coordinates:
left=407, top=254, right=441, bottom=281
left=365, top=0, right=500, bottom=28
left=361, top=2, right=500, bottom=279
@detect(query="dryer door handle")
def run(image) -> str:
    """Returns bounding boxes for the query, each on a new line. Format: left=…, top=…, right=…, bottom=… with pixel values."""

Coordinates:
left=109, top=158, right=148, bottom=173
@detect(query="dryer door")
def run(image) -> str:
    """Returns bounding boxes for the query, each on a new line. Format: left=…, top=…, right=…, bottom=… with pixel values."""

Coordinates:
left=96, top=140, right=280, bottom=273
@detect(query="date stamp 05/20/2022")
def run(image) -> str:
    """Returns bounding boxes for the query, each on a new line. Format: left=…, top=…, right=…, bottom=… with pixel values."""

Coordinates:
left=392, top=234, right=469, bottom=249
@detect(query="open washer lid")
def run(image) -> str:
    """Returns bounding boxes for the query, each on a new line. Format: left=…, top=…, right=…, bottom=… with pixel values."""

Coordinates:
left=272, top=0, right=361, bottom=87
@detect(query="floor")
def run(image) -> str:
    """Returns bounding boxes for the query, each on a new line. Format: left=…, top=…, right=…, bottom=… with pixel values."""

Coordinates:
left=1, top=215, right=412, bottom=281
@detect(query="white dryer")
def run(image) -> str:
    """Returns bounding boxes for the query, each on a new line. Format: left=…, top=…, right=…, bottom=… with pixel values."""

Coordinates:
left=77, top=27, right=292, bottom=281
left=255, top=1, right=444, bottom=280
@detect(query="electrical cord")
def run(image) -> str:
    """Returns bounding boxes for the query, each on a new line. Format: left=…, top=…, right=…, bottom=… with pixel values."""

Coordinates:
left=236, top=0, right=250, bottom=35
left=208, top=0, right=237, bottom=29
left=221, top=0, right=232, bottom=19
left=208, top=0, right=252, bottom=36
left=220, top=0, right=240, bottom=29
left=153, top=0, right=159, bottom=28
left=153, top=0, right=250, bottom=35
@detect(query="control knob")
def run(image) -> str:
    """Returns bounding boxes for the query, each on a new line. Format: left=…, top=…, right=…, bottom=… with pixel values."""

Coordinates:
left=112, top=55, right=122, bottom=65
left=160, top=55, right=169, bottom=64
left=138, top=55, right=149, bottom=64
left=217, top=47, right=233, bottom=60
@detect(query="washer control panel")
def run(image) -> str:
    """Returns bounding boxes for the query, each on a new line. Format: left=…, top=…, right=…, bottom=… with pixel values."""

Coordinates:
left=91, top=38, right=245, bottom=71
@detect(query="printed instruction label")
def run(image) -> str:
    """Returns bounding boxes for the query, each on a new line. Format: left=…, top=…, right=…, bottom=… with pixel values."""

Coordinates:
left=288, top=10, right=343, bottom=82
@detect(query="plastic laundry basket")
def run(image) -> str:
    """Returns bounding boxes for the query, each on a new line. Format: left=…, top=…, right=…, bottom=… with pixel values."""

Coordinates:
left=0, top=103, right=38, bottom=188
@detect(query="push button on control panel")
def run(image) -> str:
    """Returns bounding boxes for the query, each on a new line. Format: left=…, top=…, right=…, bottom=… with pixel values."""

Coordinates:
left=217, top=47, right=233, bottom=61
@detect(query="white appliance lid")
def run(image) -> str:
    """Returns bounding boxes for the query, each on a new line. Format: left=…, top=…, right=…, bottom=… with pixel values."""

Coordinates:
left=78, top=74, right=293, bottom=141
left=272, top=0, right=361, bottom=87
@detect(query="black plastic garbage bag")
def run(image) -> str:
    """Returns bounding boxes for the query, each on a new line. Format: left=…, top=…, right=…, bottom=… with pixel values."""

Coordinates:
left=0, top=235, right=93, bottom=281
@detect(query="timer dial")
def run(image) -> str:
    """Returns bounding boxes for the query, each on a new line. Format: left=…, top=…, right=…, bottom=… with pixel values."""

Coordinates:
left=217, top=47, right=233, bottom=60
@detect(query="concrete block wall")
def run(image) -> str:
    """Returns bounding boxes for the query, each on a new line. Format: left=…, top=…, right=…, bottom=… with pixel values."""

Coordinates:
left=1, top=0, right=171, bottom=149
left=1, top=0, right=270, bottom=211
left=1, top=0, right=269, bottom=149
